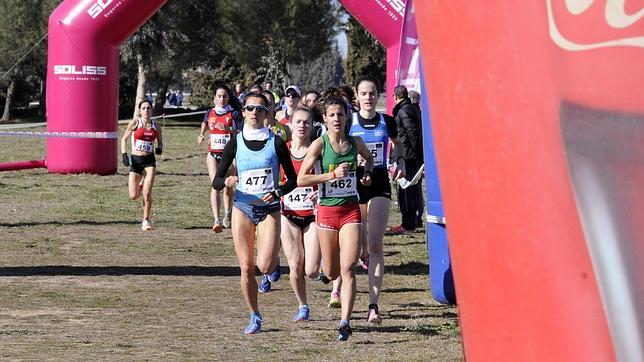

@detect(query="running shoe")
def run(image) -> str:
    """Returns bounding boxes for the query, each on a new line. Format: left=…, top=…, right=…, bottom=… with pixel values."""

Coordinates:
left=358, top=254, right=369, bottom=270
left=212, top=220, right=223, bottom=233
left=317, top=271, right=331, bottom=285
left=367, top=303, right=382, bottom=324
left=267, top=260, right=281, bottom=283
left=258, top=274, right=271, bottom=293
left=243, top=314, right=263, bottom=334
left=293, top=305, right=310, bottom=322
left=337, top=321, right=352, bottom=341
left=389, top=225, right=412, bottom=235
left=328, top=291, right=341, bottom=308
left=223, top=210, right=232, bottom=228
left=141, top=219, right=153, bottom=231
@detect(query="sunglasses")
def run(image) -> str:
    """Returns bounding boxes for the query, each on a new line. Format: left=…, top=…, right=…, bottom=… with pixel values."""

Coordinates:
left=285, top=93, right=300, bottom=99
left=244, top=104, right=268, bottom=113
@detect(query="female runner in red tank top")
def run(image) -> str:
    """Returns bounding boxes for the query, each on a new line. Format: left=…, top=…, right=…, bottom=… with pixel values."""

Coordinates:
left=197, top=84, right=243, bottom=232
left=279, top=107, right=322, bottom=322
left=120, top=100, right=164, bottom=231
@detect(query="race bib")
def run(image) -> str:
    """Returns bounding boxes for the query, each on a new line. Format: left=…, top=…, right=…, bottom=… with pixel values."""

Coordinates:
left=209, top=133, right=230, bottom=151
left=324, top=171, right=357, bottom=198
left=283, top=187, right=314, bottom=211
left=366, top=142, right=385, bottom=166
left=134, top=139, right=154, bottom=153
left=240, top=168, right=274, bottom=194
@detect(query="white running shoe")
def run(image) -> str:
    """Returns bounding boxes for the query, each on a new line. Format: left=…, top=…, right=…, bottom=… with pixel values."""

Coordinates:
left=223, top=211, right=232, bottom=228
left=141, top=219, right=153, bottom=231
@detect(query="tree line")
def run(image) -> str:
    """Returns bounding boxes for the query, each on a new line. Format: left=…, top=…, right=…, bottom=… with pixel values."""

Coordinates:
left=0, top=0, right=384, bottom=122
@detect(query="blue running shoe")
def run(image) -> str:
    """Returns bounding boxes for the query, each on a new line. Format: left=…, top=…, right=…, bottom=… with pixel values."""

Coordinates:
left=268, top=260, right=281, bottom=283
left=293, top=305, right=310, bottom=322
left=243, top=314, right=263, bottom=334
left=258, top=274, right=271, bottom=293
left=337, top=321, right=352, bottom=341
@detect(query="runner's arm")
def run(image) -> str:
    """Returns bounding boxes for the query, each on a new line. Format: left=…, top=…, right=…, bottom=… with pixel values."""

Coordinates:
left=155, top=126, right=164, bottom=154
left=297, top=138, right=334, bottom=187
left=211, top=137, right=237, bottom=190
left=355, top=136, right=374, bottom=174
left=275, top=137, right=297, bottom=195
left=197, top=121, right=207, bottom=144
left=120, top=119, right=137, bottom=154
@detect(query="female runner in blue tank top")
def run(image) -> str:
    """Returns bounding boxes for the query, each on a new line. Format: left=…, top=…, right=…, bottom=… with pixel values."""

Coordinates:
left=212, top=92, right=297, bottom=335
left=350, top=75, right=406, bottom=324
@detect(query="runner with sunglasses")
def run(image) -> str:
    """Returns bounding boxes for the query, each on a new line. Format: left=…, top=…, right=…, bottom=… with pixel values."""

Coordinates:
left=298, top=95, right=374, bottom=341
left=350, top=75, right=406, bottom=324
left=276, top=85, right=301, bottom=127
left=212, top=92, right=297, bottom=335
left=198, top=84, right=243, bottom=232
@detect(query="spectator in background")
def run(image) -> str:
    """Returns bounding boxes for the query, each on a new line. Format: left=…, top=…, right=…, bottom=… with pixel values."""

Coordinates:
left=168, top=90, right=177, bottom=106
left=408, top=90, right=421, bottom=106
left=264, top=81, right=281, bottom=106
left=338, top=85, right=358, bottom=115
left=407, top=89, right=424, bottom=227
left=249, top=84, right=262, bottom=94
left=302, top=90, right=325, bottom=142
left=176, top=90, right=184, bottom=107
left=392, top=85, right=423, bottom=233
left=235, top=83, right=246, bottom=103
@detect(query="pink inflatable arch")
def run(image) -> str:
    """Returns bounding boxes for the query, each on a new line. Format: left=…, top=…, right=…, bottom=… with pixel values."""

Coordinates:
left=45, top=0, right=404, bottom=175
left=339, top=0, right=405, bottom=112
left=46, top=0, right=168, bottom=174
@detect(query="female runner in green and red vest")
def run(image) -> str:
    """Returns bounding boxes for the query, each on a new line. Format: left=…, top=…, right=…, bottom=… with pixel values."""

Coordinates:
left=298, top=95, right=374, bottom=341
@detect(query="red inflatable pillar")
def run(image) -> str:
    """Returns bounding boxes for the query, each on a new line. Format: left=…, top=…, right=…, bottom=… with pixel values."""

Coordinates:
left=415, top=1, right=644, bottom=360
left=46, top=0, right=167, bottom=174
left=339, top=0, right=405, bottom=111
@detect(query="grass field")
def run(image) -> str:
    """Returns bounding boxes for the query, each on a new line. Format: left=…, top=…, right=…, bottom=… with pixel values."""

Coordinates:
left=0, top=124, right=462, bottom=360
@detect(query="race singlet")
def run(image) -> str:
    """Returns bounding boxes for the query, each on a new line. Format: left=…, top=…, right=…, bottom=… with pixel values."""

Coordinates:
left=283, top=187, right=315, bottom=211
left=240, top=168, right=275, bottom=194
left=209, top=133, right=231, bottom=151
left=366, top=142, right=385, bottom=166
left=323, top=171, right=357, bottom=197
left=134, top=139, right=154, bottom=153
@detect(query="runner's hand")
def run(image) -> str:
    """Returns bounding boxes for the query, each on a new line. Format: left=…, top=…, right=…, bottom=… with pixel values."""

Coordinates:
left=333, top=162, right=349, bottom=179
left=155, top=147, right=163, bottom=155
left=393, top=160, right=406, bottom=181
left=260, top=192, right=275, bottom=203
left=122, top=153, right=130, bottom=167
left=305, top=190, right=319, bottom=203
left=197, top=134, right=204, bottom=144
left=361, top=173, right=372, bottom=186
left=224, top=175, right=238, bottom=187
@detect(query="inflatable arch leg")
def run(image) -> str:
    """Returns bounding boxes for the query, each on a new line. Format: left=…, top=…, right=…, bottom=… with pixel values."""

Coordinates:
left=46, top=0, right=167, bottom=174
left=419, top=60, right=455, bottom=305
left=416, top=1, right=644, bottom=360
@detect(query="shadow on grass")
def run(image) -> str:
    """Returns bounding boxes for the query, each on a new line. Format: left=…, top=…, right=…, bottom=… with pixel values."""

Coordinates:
left=354, top=339, right=410, bottom=345
left=355, top=324, right=439, bottom=336
left=384, top=261, right=429, bottom=276
left=386, top=313, right=439, bottom=320
left=0, top=220, right=139, bottom=228
left=381, top=287, right=426, bottom=293
left=156, top=171, right=209, bottom=177
left=395, top=240, right=426, bottom=246
left=0, top=265, right=245, bottom=277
